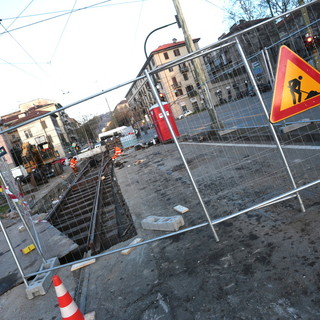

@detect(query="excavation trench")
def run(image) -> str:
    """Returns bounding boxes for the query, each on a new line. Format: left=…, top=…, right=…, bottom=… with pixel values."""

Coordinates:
left=46, top=152, right=136, bottom=263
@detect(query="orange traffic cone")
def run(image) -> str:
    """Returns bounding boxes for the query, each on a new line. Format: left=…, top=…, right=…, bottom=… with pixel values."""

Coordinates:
left=52, top=275, right=85, bottom=320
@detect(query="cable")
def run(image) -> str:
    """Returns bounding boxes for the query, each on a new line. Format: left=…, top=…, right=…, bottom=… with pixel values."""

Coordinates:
left=50, top=0, right=78, bottom=63
left=0, top=23, right=48, bottom=76
left=203, top=0, right=227, bottom=12
left=5, top=0, right=35, bottom=30
left=0, top=56, right=41, bottom=80
left=0, top=0, right=147, bottom=35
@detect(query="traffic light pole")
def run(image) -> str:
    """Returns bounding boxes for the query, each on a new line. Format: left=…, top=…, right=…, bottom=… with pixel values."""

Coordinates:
left=299, top=0, right=320, bottom=70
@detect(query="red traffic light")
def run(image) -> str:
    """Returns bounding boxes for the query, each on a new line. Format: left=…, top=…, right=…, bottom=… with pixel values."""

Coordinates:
left=306, top=36, right=313, bottom=43
left=159, top=93, right=166, bottom=101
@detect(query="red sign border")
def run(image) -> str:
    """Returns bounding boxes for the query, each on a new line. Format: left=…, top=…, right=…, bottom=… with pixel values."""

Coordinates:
left=270, top=45, right=320, bottom=123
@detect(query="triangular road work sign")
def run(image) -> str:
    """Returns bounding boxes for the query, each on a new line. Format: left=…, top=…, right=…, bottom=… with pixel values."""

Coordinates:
left=270, top=45, right=320, bottom=123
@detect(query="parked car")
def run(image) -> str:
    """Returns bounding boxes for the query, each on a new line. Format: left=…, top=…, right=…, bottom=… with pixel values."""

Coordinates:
left=94, top=142, right=101, bottom=148
left=178, top=110, right=193, bottom=120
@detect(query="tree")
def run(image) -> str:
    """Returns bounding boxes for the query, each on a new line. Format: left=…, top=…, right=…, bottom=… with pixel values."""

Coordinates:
left=225, top=0, right=311, bottom=23
left=77, top=115, right=101, bottom=144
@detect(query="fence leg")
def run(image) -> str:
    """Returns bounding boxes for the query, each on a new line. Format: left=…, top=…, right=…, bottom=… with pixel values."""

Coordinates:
left=144, top=69, right=220, bottom=242
left=0, top=218, right=28, bottom=287
left=235, top=37, right=305, bottom=212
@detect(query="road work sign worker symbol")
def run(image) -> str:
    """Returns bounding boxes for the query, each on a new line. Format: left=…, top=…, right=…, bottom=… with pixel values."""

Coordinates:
left=270, top=45, right=320, bottom=123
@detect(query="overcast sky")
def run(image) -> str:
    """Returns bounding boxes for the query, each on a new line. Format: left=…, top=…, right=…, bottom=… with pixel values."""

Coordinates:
left=0, top=0, right=229, bottom=121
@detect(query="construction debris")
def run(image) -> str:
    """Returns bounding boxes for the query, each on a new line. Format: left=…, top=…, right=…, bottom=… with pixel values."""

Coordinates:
left=141, top=215, right=184, bottom=232
left=134, top=159, right=146, bottom=165
left=121, top=238, right=144, bottom=255
left=21, top=244, right=35, bottom=254
left=71, top=258, right=96, bottom=272
left=173, top=205, right=189, bottom=214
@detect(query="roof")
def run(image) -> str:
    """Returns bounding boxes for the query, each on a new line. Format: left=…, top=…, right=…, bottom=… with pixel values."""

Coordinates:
left=11, top=110, right=51, bottom=126
left=152, top=38, right=200, bottom=53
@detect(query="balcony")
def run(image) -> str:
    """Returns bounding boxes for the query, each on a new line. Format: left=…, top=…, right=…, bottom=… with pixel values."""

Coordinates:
left=179, top=65, right=189, bottom=73
left=171, top=82, right=182, bottom=90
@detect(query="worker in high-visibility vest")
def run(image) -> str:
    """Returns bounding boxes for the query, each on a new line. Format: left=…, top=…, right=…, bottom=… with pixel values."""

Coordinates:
left=112, top=146, right=122, bottom=160
left=70, top=157, right=78, bottom=174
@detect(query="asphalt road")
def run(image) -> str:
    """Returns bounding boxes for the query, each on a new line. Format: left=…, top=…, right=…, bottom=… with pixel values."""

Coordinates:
left=176, top=91, right=320, bottom=134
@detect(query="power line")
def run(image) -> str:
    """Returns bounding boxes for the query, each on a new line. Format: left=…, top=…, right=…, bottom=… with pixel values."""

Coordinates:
left=6, top=0, right=35, bottom=30
left=50, top=0, right=78, bottom=63
left=203, top=0, right=227, bottom=12
left=0, top=0, right=147, bottom=36
left=0, top=56, right=41, bottom=80
left=0, top=23, right=48, bottom=76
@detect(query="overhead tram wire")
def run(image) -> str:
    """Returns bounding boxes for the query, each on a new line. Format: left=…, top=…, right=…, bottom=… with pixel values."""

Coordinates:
left=203, top=0, right=227, bottom=12
left=49, top=0, right=78, bottom=63
left=0, top=0, right=147, bottom=36
left=4, top=0, right=35, bottom=30
left=0, top=56, right=42, bottom=80
left=0, top=23, right=48, bottom=77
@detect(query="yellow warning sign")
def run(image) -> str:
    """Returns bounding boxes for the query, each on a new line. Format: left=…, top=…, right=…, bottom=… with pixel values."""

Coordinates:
left=270, top=46, right=320, bottom=123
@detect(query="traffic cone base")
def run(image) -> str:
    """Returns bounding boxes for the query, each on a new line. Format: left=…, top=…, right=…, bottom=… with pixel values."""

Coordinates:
left=53, top=275, right=85, bottom=320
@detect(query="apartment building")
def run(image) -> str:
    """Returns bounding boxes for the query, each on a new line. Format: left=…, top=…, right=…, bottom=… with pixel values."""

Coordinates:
left=0, top=98, right=79, bottom=165
left=126, top=38, right=206, bottom=120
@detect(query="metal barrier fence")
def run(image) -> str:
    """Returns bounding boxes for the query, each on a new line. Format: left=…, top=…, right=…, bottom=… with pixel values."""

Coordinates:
left=0, top=0, right=320, bottom=294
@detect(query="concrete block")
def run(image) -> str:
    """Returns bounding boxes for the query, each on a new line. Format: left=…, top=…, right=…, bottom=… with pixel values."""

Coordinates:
left=26, top=257, right=60, bottom=299
left=173, top=205, right=189, bottom=214
left=141, top=215, right=184, bottom=232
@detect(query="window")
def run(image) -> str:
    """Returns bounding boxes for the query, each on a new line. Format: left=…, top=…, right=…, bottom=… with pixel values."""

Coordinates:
left=163, top=52, right=169, bottom=60
left=175, top=89, right=183, bottom=97
left=24, top=129, right=33, bottom=138
left=183, top=73, right=189, bottom=81
left=151, top=58, right=155, bottom=66
left=41, top=120, right=47, bottom=129
left=186, top=85, right=197, bottom=97
left=192, top=101, right=199, bottom=112
left=169, top=67, right=174, bottom=72
left=172, top=77, right=177, bottom=85
left=173, top=49, right=180, bottom=57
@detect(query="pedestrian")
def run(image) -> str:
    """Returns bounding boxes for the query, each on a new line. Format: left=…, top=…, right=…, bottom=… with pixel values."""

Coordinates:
left=70, top=156, right=78, bottom=174
left=142, top=125, right=148, bottom=135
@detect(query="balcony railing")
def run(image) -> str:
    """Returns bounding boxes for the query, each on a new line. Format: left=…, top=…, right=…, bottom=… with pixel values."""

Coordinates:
left=171, top=82, right=182, bottom=89
left=179, top=65, right=189, bottom=73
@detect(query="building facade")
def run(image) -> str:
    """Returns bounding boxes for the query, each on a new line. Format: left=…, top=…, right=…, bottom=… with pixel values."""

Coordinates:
left=126, top=38, right=206, bottom=120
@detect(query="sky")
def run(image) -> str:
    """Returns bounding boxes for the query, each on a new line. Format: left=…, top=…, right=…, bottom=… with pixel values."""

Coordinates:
left=0, top=0, right=229, bottom=121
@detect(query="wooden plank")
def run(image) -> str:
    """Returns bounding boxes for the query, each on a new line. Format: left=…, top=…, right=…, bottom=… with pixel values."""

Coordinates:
left=71, top=259, right=96, bottom=272
left=121, top=238, right=143, bottom=255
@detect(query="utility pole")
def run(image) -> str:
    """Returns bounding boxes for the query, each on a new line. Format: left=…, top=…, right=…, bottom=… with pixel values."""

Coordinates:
left=105, top=97, right=118, bottom=128
left=298, top=0, right=320, bottom=70
left=172, top=0, right=220, bottom=128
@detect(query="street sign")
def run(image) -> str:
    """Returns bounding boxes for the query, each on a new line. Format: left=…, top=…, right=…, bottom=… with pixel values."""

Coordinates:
left=270, top=45, right=320, bottom=123
left=0, top=146, right=7, bottom=157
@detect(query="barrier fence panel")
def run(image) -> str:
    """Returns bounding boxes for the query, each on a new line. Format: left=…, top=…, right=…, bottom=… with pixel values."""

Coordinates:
left=0, top=2, right=320, bottom=297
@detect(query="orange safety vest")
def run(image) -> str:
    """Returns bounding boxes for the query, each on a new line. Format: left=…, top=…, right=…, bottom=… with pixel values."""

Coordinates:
left=115, top=147, right=122, bottom=156
left=70, top=158, right=78, bottom=168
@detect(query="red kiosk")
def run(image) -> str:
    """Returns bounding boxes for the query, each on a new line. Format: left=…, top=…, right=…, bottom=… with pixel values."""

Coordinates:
left=149, top=102, right=180, bottom=142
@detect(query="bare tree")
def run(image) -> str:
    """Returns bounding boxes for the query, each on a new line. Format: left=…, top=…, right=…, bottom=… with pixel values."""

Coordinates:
left=225, top=0, right=310, bottom=22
